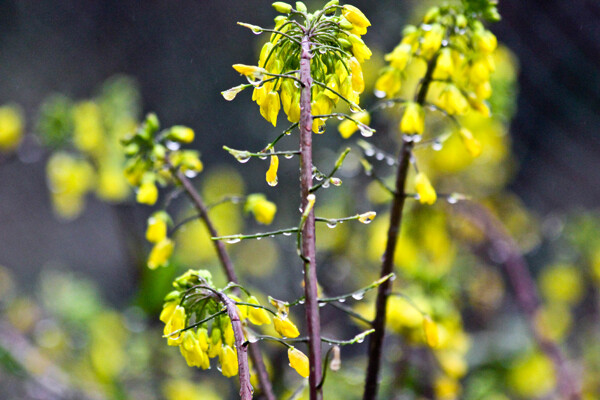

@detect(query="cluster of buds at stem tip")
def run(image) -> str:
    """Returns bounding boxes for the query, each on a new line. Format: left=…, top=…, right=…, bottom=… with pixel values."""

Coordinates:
left=121, top=113, right=203, bottom=207
left=160, top=269, right=306, bottom=377
left=223, top=1, right=372, bottom=133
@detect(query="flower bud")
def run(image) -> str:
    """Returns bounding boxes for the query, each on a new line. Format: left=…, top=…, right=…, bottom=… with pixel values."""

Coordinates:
left=415, top=172, right=436, bottom=205
left=266, top=155, right=279, bottom=186
left=288, top=347, right=310, bottom=378
left=146, top=211, right=169, bottom=243
left=400, top=102, right=425, bottom=135
left=273, top=315, right=300, bottom=338
left=272, top=2, right=292, bottom=13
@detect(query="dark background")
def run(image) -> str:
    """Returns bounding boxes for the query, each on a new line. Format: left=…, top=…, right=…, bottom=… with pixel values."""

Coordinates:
left=0, top=0, right=599, bottom=303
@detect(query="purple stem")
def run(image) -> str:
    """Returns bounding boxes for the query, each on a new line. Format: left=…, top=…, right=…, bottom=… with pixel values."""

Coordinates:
left=299, top=33, right=323, bottom=400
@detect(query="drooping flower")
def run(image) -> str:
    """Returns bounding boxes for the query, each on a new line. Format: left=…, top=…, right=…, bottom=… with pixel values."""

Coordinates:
left=288, top=347, right=310, bottom=378
left=415, top=172, right=437, bottom=205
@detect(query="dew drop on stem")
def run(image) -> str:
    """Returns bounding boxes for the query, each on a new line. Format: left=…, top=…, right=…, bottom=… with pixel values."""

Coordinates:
left=284, top=153, right=294, bottom=159
left=226, top=238, right=241, bottom=244
left=352, top=293, right=364, bottom=300
left=326, top=221, right=337, bottom=229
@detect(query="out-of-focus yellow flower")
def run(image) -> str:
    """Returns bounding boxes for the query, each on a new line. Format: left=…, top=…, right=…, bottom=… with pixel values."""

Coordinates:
left=436, top=350, right=468, bottom=379
left=288, top=347, right=310, bottom=378
left=534, top=303, right=572, bottom=342
left=137, top=178, right=158, bottom=205
left=208, top=327, right=222, bottom=358
left=247, top=296, right=271, bottom=325
left=400, top=102, right=425, bottom=134
left=421, top=23, right=444, bottom=58
left=385, top=43, right=412, bottom=71
left=436, top=84, right=469, bottom=115
left=539, top=263, right=584, bottom=305
left=474, top=30, right=497, bottom=54
left=245, top=193, right=277, bottom=225
left=0, top=105, right=24, bottom=152
left=169, top=126, right=195, bottom=143
left=423, top=315, right=439, bottom=348
left=458, top=127, right=482, bottom=157
left=219, top=345, right=238, bottom=377
left=148, top=238, right=174, bottom=269
left=375, top=68, right=401, bottom=98
left=387, top=296, right=422, bottom=330
left=163, top=379, right=220, bottom=400
left=73, top=101, right=103, bottom=154
left=348, top=33, right=372, bottom=63
left=46, top=152, right=95, bottom=219
left=266, top=155, right=279, bottom=186
left=146, top=211, right=169, bottom=243
left=164, top=305, right=185, bottom=346
left=338, top=112, right=370, bottom=139
left=434, top=48, right=454, bottom=79
left=96, top=164, right=130, bottom=201
left=508, top=352, right=556, bottom=398
left=434, top=375, right=461, bottom=400
left=273, top=315, right=300, bottom=338
left=415, top=172, right=436, bottom=205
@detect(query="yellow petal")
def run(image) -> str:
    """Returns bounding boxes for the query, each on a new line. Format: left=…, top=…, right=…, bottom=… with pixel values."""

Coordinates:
left=288, top=347, right=310, bottom=378
left=266, top=155, right=279, bottom=186
left=415, top=172, right=437, bottom=205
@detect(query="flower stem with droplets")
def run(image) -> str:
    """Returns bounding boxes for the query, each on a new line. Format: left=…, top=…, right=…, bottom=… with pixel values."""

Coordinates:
left=166, top=157, right=275, bottom=400
left=363, top=53, right=439, bottom=400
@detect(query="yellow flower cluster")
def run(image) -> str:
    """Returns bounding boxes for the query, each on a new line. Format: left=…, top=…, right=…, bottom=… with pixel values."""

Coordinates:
left=376, top=5, right=497, bottom=121
left=227, top=1, right=371, bottom=131
left=36, top=78, right=140, bottom=219
left=244, top=193, right=278, bottom=225
left=123, top=114, right=203, bottom=207
left=160, top=269, right=301, bottom=379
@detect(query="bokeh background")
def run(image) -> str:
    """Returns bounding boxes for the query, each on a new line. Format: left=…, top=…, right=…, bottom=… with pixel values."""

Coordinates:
left=0, top=0, right=599, bottom=399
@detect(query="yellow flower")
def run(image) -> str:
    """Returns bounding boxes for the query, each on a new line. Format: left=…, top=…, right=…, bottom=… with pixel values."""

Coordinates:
left=169, top=126, right=195, bottom=143
left=208, top=328, right=222, bottom=358
left=348, top=34, right=372, bottom=62
left=219, top=345, right=239, bottom=377
left=288, top=347, right=310, bottom=378
left=338, top=111, right=370, bottom=139
left=434, top=48, right=454, bottom=79
left=146, top=211, right=169, bottom=243
left=148, top=238, right=174, bottom=269
left=197, top=328, right=210, bottom=352
left=539, top=264, right=584, bottom=305
left=273, top=315, right=300, bottom=338
left=223, top=320, right=235, bottom=347
left=475, top=81, right=492, bottom=100
left=437, top=84, right=469, bottom=115
left=0, top=105, right=24, bottom=152
left=232, top=64, right=267, bottom=80
left=400, top=102, right=425, bottom=135
left=164, top=305, right=186, bottom=346
left=385, top=43, right=412, bottom=71
left=434, top=375, right=461, bottom=400
left=415, top=172, right=437, bottom=205
left=311, top=94, right=334, bottom=133
left=180, top=330, right=210, bottom=369
left=160, top=301, right=177, bottom=324
left=348, top=57, right=364, bottom=93
left=421, top=23, right=444, bottom=58
left=260, top=91, right=281, bottom=126
left=247, top=296, right=272, bottom=325
left=474, top=30, right=497, bottom=54
left=458, top=128, right=482, bottom=157
left=137, top=179, right=158, bottom=205
left=375, top=68, right=401, bottom=98
left=342, top=5, right=371, bottom=30
left=245, top=194, right=277, bottom=225
left=266, top=155, right=279, bottom=186
left=272, top=1, right=292, bottom=14
left=422, top=315, right=439, bottom=348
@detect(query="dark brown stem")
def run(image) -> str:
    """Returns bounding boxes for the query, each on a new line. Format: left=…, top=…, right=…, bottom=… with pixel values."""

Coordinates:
left=452, top=201, right=581, bottom=400
left=363, top=53, right=439, bottom=400
left=299, top=33, right=322, bottom=400
left=219, top=293, right=253, bottom=400
left=168, top=160, right=275, bottom=400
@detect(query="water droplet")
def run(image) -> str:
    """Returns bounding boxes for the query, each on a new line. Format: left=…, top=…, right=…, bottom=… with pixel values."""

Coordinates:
left=326, top=221, right=337, bottom=229
left=404, top=135, right=414, bottom=143
left=318, top=124, right=326, bottom=134
left=357, top=337, right=364, bottom=344
left=374, top=89, right=386, bottom=98
left=386, top=157, right=395, bottom=166
left=389, top=275, right=397, bottom=281
left=338, top=298, right=346, bottom=303
left=166, top=141, right=180, bottom=151
left=319, top=303, right=326, bottom=308
left=432, top=140, right=443, bottom=151
left=269, top=235, right=275, bottom=238
left=319, top=48, right=326, bottom=54
left=294, top=81, right=301, bottom=88
left=284, top=153, right=294, bottom=159
left=352, top=293, right=364, bottom=300
left=375, top=152, right=385, bottom=161
left=267, top=177, right=278, bottom=187
left=259, top=155, right=268, bottom=160
left=252, top=29, right=262, bottom=35
left=315, top=175, right=323, bottom=181
left=283, top=232, right=292, bottom=236
left=336, top=115, right=344, bottom=120
left=447, top=195, right=458, bottom=204
left=236, top=156, right=251, bottom=163
left=226, top=238, right=241, bottom=244
left=184, top=170, right=198, bottom=178
left=412, top=135, right=422, bottom=143
left=256, top=237, right=262, bottom=240
left=322, top=180, right=330, bottom=188
left=441, top=39, right=449, bottom=46
left=359, top=124, right=373, bottom=137
left=298, top=299, right=305, bottom=305
left=364, top=148, right=375, bottom=157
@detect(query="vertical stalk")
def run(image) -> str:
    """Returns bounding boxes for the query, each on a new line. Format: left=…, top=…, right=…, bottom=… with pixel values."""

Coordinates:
left=299, top=33, right=323, bottom=400
left=168, top=160, right=275, bottom=400
left=453, top=201, right=581, bottom=400
left=363, top=54, right=439, bottom=400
